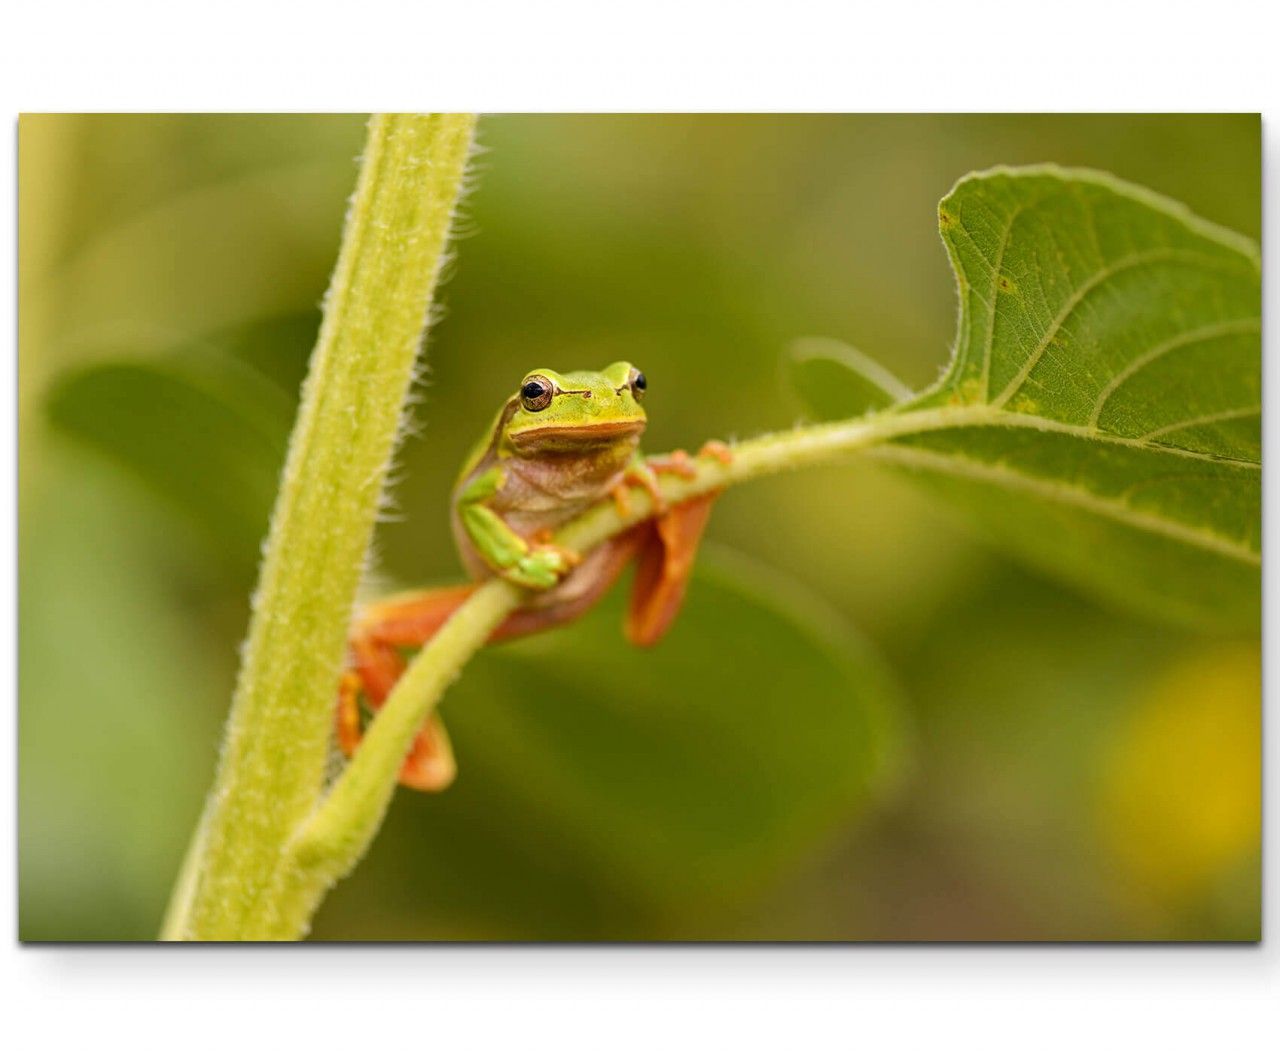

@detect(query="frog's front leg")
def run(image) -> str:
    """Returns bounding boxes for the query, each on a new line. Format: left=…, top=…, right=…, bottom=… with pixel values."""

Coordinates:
left=458, top=465, right=580, bottom=590
left=647, top=439, right=733, bottom=482
left=612, top=440, right=734, bottom=516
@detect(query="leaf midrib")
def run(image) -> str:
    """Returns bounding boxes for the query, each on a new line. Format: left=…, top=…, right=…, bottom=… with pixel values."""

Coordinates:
left=869, top=441, right=1259, bottom=566
left=856, top=403, right=1259, bottom=565
left=883, top=404, right=1259, bottom=470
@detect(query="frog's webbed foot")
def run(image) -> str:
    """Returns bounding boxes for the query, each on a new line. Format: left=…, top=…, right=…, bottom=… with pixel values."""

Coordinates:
left=614, top=461, right=665, bottom=518
left=696, top=439, right=734, bottom=466
left=616, top=440, right=734, bottom=519
left=646, top=448, right=697, bottom=482
left=506, top=542, right=581, bottom=590
left=647, top=439, right=734, bottom=482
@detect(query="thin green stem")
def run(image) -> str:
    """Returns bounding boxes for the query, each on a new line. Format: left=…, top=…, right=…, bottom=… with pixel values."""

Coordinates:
left=164, top=113, right=476, bottom=941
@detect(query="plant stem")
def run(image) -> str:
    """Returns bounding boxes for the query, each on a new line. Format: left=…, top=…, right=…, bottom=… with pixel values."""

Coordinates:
left=164, top=113, right=476, bottom=941
left=275, top=579, right=521, bottom=934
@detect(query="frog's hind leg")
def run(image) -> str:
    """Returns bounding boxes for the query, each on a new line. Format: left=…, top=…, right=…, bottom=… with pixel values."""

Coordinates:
left=337, top=585, right=475, bottom=791
left=625, top=492, right=719, bottom=647
left=624, top=440, right=731, bottom=647
left=336, top=544, right=640, bottom=791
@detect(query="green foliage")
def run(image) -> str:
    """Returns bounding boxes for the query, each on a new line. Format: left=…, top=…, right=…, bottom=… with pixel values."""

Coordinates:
left=24, top=116, right=1261, bottom=942
left=19, top=453, right=227, bottom=940
left=46, top=352, right=292, bottom=576
left=785, top=337, right=913, bottom=417
left=794, top=167, right=1260, bottom=630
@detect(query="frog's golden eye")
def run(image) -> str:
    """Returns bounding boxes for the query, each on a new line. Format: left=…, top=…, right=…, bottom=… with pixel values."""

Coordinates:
left=520, top=375, right=554, bottom=412
left=630, top=369, right=647, bottom=402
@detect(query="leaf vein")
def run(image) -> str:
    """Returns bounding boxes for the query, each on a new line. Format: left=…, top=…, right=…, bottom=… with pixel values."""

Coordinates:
left=1138, top=405, right=1261, bottom=442
left=1086, top=318, right=1260, bottom=428
left=992, top=248, right=1243, bottom=409
left=979, top=204, right=1023, bottom=401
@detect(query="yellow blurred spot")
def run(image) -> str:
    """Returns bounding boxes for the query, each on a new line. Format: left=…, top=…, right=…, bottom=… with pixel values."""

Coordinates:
left=1097, top=642, right=1259, bottom=909
left=1009, top=395, right=1040, bottom=415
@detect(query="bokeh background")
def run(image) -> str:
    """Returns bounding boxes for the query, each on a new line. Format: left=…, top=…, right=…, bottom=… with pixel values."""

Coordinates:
left=19, top=114, right=1260, bottom=941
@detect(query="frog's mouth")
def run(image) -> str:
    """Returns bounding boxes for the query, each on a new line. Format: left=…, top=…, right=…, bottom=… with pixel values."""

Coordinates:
left=510, top=418, right=646, bottom=450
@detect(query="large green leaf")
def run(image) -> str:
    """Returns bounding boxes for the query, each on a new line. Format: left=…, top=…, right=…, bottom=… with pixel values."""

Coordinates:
left=45, top=338, right=298, bottom=575
left=20, top=452, right=228, bottom=940
left=795, top=167, right=1260, bottom=629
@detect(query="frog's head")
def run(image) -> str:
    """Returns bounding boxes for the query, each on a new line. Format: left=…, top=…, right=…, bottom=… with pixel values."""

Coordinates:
left=505, top=361, right=648, bottom=453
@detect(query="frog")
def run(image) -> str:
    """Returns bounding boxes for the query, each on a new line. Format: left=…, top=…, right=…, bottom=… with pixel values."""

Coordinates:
left=337, top=361, right=732, bottom=792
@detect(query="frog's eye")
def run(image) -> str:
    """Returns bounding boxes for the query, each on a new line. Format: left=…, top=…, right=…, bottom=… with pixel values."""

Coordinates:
left=520, top=375, right=554, bottom=411
left=630, top=370, right=647, bottom=402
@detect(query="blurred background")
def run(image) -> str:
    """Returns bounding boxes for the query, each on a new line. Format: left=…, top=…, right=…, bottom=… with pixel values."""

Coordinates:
left=18, top=114, right=1260, bottom=941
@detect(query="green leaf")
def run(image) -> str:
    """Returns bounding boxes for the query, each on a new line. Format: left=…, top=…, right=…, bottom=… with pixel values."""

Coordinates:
left=46, top=351, right=294, bottom=573
left=785, top=336, right=913, bottom=420
left=803, top=167, right=1260, bottom=629
left=19, top=452, right=228, bottom=940
left=315, top=549, right=906, bottom=939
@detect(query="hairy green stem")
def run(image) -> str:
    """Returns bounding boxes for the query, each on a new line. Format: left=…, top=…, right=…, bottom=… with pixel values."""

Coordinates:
left=286, top=405, right=957, bottom=881
left=275, top=580, right=520, bottom=932
left=164, top=113, right=476, bottom=941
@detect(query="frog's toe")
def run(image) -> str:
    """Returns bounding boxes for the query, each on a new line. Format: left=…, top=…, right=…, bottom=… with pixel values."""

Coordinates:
left=698, top=439, right=734, bottom=465
left=512, top=544, right=579, bottom=589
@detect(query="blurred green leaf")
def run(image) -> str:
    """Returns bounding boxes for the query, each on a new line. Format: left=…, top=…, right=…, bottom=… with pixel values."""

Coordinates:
left=799, top=167, right=1260, bottom=630
left=217, top=310, right=320, bottom=399
left=19, top=452, right=227, bottom=940
left=46, top=347, right=295, bottom=572
left=316, top=548, right=906, bottom=939
left=785, top=336, right=913, bottom=420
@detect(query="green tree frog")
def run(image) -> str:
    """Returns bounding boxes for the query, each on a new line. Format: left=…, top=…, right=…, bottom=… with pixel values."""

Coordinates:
left=337, top=361, right=731, bottom=791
